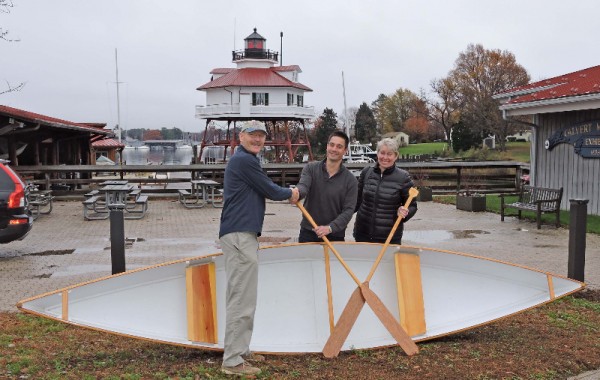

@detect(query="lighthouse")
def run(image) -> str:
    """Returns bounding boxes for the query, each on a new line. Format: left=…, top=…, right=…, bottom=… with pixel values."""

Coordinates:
left=196, top=28, right=314, bottom=163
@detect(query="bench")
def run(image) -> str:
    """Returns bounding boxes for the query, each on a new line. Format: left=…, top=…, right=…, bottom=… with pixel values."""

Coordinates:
left=125, top=188, right=142, bottom=210
left=178, top=189, right=206, bottom=209
left=125, top=195, right=149, bottom=219
left=500, top=186, right=563, bottom=229
left=27, top=191, right=54, bottom=220
left=82, top=196, right=109, bottom=220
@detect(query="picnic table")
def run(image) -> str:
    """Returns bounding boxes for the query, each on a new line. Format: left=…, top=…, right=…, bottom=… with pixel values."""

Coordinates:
left=178, top=179, right=223, bottom=208
left=83, top=182, right=149, bottom=220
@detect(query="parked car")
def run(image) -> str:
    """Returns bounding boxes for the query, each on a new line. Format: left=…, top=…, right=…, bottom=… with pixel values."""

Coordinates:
left=0, top=159, right=33, bottom=243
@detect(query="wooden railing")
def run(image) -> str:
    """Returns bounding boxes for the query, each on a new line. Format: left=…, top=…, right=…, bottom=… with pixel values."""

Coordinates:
left=14, top=161, right=529, bottom=197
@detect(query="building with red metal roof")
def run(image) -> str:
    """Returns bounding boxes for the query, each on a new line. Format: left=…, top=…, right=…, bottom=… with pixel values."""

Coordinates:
left=495, top=65, right=600, bottom=215
left=0, top=105, right=112, bottom=166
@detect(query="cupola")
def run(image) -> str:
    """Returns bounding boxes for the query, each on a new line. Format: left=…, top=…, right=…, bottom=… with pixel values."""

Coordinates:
left=232, top=28, right=278, bottom=65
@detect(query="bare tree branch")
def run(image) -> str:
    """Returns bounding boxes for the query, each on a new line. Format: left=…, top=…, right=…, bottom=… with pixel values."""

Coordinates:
left=0, top=80, right=25, bottom=95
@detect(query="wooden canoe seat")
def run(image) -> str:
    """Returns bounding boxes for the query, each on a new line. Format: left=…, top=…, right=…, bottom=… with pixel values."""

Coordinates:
left=394, top=247, right=426, bottom=336
left=186, top=262, right=218, bottom=344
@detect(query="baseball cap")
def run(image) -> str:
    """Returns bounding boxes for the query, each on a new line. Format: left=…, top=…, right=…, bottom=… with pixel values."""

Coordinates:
left=241, top=120, right=267, bottom=134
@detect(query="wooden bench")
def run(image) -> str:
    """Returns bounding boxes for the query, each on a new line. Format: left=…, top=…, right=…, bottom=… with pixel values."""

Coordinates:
left=500, top=186, right=563, bottom=229
left=82, top=196, right=109, bottom=220
left=125, top=195, right=149, bottom=219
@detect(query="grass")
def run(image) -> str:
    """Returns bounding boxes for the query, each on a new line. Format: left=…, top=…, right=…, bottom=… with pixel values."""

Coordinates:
left=435, top=194, right=600, bottom=234
left=504, top=141, right=531, bottom=162
left=398, top=142, right=448, bottom=156
left=398, top=141, right=531, bottom=162
left=2, top=289, right=599, bottom=379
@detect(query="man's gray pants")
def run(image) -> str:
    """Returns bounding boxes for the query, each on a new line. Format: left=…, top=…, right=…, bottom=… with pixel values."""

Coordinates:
left=220, top=232, right=259, bottom=367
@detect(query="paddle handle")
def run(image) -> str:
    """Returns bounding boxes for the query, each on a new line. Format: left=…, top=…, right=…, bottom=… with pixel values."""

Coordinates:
left=365, top=188, right=418, bottom=282
left=296, top=202, right=361, bottom=285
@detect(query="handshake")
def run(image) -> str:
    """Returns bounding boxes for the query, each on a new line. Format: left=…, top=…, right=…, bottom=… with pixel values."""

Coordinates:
left=288, top=187, right=300, bottom=204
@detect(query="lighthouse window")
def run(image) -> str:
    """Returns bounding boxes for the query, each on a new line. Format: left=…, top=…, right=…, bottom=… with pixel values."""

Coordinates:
left=252, top=92, right=269, bottom=106
left=287, top=93, right=294, bottom=106
left=297, top=95, right=304, bottom=107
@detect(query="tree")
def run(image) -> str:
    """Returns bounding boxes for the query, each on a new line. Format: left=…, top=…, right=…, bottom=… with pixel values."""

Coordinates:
left=451, top=120, right=481, bottom=153
left=160, top=127, right=184, bottom=140
left=354, top=102, right=377, bottom=144
left=1, top=0, right=25, bottom=95
left=313, top=108, right=339, bottom=154
left=370, top=94, right=388, bottom=136
left=447, top=44, right=530, bottom=150
left=339, top=106, right=358, bottom=137
left=426, top=77, right=460, bottom=143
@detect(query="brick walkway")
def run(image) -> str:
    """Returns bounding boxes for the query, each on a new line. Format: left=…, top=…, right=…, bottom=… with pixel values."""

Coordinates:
left=2, top=199, right=598, bottom=313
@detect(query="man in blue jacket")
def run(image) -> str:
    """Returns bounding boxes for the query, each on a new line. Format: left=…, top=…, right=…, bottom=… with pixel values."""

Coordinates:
left=219, top=121, right=299, bottom=376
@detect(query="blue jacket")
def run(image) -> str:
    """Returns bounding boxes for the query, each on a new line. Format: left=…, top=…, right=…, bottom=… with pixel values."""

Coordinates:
left=219, top=146, right=292, bottom=238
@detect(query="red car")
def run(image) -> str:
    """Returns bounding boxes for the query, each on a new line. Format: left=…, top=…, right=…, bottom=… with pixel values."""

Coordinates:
left=0, top=159, right=33, bottom=243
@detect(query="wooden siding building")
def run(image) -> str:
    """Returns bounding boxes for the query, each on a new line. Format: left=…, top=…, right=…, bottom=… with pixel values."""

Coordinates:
left=495, top=65, right=600, bottom=215
left=1, top=104, right=113, bottom=172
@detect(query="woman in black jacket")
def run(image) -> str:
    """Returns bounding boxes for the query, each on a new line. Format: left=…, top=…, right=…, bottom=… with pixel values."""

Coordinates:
left=353, top=138, right=417, bottom=244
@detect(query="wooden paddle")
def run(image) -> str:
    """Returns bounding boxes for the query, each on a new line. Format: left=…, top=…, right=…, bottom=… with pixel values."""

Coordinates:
left=316, top=187, right=420, bottom=357
left=297, top=197, right=419, bottom=357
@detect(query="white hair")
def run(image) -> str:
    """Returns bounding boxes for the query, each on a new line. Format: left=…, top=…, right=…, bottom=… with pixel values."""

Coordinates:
left=376, top=138, right=399, bottom=154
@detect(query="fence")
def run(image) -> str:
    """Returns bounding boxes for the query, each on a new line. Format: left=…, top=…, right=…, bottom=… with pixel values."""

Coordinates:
left=15, top=161, right=528, bottom=197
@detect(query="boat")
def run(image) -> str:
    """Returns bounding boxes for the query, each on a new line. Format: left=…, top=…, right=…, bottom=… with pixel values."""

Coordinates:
left=343, top=141, right=377, bottom=163
left=17, top=242, right=583, bottom=354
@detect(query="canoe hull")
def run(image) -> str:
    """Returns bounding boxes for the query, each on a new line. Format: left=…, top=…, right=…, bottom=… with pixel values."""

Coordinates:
left=18, top=243, right=584, bottom=353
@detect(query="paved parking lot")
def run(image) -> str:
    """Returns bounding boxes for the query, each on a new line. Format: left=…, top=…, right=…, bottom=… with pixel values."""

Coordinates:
left=1, top=198, right=598, bottom=312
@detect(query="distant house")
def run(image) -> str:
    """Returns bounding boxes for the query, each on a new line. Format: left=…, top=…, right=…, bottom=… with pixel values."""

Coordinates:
left=495, top=65, right=600, bottom=215
left=382, top=131, right=410, bottom=146
left=91, top=138, right=125, bottom=164
left=506, top=131, right=533, bottom=142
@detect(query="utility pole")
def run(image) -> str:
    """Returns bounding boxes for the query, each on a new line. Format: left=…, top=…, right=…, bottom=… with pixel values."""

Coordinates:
left=115, top=49, right=122, bottom=144
left=342, top=71, right=350, bottom=138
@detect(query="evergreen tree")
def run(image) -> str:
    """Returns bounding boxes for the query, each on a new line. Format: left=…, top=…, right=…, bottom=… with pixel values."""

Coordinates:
left=354, top=102, right=377, bottom=144
left=314, top=108, right=339, bottom=154
left=451, top=120, right=481, bottom=153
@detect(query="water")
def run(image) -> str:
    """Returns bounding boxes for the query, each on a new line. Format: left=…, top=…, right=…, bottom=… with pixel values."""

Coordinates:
left=122, top=146, right=194, bottom=165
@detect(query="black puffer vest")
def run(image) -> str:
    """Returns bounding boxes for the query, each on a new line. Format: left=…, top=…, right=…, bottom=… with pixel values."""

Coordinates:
left=353, top=165, right=417, bottom=243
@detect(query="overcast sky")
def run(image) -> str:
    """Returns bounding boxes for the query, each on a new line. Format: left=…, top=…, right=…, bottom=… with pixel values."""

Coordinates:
left=1, top=0, right=599, bottom=132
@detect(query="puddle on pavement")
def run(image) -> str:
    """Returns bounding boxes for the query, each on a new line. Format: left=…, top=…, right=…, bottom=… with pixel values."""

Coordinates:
left=403, top=229, right=490, bottom=244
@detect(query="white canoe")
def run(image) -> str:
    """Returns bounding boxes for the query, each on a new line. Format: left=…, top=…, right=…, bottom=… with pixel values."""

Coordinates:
left=17, top=243, right=584, bottom=354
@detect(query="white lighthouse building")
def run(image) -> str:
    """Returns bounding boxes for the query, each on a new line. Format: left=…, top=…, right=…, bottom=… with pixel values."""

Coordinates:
left=195, top=28, right=314, bottom=163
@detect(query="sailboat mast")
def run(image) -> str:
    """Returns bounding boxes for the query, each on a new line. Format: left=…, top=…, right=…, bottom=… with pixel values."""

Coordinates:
left=342, top=71, right=349, bottom=138
left=115, top=48, right=122, bottom=144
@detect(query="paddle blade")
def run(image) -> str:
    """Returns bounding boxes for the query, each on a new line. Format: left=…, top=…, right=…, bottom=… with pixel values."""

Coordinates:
left=322, top=287, right=366, bottom=358
left=360, top=283, right=419, bottom=356
left=408, top=187, right=419, bottom=202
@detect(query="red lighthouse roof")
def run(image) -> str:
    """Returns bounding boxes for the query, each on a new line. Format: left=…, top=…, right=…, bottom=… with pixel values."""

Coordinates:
left=197, top=67, right=312, bottom=91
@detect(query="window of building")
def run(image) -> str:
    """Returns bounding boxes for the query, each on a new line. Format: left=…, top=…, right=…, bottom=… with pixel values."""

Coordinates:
left=252, top=92, right=269, bottom=106
left=287, top=93, right=294, bottom=106
left=297, top=95, right=303, bottom=107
